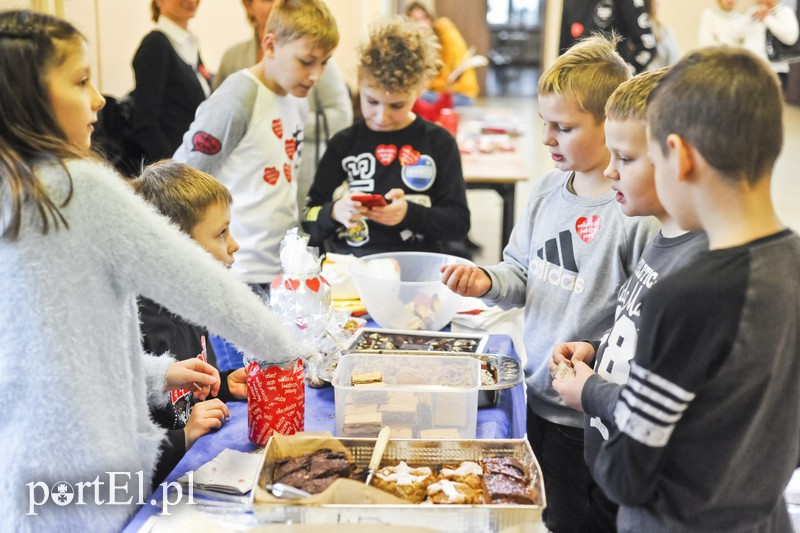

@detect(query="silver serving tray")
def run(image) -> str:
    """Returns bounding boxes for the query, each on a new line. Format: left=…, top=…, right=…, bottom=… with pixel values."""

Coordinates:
left=349, top=328, right=489, bottom=354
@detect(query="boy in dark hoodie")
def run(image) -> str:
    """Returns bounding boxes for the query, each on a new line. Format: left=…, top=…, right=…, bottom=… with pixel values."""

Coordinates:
left=133, top=160, right=245, bottom=486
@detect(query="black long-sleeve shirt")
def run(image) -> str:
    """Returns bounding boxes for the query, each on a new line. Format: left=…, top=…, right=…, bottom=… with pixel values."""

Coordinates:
left=303, top=117, right=470, bottom=256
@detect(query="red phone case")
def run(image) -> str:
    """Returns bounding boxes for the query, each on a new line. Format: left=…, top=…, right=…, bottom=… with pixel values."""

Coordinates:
left=352, top=194, right=387, bottom=207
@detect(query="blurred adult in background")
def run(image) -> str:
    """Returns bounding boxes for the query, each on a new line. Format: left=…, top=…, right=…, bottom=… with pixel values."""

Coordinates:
left=559, top=0, right=657, bottom=73
left=644, top=0, right=680, bottom=70
left=130, top=0, right=211, bottom=166
left=740, top=0, right=799, bottom=90
left=405, top=1, right=480, bottom=106
left=698, top=0, right=746, bottom=47
left=215, top=0, right=352, bottom=209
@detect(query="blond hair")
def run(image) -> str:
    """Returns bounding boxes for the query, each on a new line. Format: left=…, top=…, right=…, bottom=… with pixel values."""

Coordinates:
left=358, top=16, right=441, bottom=93
left=265, top=0, right=339, bottom=52
left=132, top=160, right=232, bottom=235
left=605, top=67, right=669, bottom=122
left=538, top=34, right=631, bottom=123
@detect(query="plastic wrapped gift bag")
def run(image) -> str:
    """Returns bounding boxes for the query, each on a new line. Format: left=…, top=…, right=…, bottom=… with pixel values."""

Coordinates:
left=270, top=229, right=332, bottom=345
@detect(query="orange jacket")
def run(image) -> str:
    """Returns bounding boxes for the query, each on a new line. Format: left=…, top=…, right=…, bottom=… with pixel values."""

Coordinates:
left=429, top=17, right=479, bottom=98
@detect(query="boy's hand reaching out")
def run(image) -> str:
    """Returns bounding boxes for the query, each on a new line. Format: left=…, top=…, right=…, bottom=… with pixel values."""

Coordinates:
left=183, top=398, right=230, bottom=450
left=227, top=367, right=248, bottom=400
left=440, top=264, right=492, bottom=297
left=165, top=359, right=220, bottom=399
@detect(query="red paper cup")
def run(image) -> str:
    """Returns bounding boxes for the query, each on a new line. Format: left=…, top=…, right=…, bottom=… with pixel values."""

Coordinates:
left=438, top=108, right=459, bottom=138
left=246, top=358, right=305, bottom=446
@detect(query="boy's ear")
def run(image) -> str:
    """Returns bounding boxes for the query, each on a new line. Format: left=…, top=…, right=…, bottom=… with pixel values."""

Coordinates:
left=261, top=32, right=277, bottom=58
left=667, top=133, right=696, bottom=184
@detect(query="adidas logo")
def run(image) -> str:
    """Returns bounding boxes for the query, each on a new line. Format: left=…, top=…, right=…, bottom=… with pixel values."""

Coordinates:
left=531, top=230, right=585, bottom=294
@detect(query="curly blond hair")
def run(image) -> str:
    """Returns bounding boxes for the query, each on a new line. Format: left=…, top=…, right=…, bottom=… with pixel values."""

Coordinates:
left=358, top=16, right=440, bottom=93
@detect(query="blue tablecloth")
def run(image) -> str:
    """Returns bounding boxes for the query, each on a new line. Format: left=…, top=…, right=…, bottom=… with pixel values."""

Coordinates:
left=123, top=333, right=525, bottom=531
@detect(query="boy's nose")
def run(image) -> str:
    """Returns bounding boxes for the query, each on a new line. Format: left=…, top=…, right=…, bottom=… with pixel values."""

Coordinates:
left=542, top=127, right=556, bottom=146
left=309, top=65, right=324, bottom=84
left=603, top=161, right=619, bottom=180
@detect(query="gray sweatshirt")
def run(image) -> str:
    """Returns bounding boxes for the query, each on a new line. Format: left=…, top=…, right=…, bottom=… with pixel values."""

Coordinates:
left=482, top=169, right=660, bottom=428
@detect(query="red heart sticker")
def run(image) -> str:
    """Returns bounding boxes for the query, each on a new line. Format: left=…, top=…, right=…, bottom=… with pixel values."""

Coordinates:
left=305, top=277, right=321, bottom=292
left=190, top=131, right=221, bottom=155
left=284, top=163, right=292, bottom=183
left=576, top=215, right=601, bottom=243
left=399, top=145, right=421, bottom=166
left=284, top=278, right=301, bottom=291
left=263, top=166, right=280, bottom=185
left=272, top=118, right=283, bottom=139
left=376, top=144, right=398, bottom=166
left=285, top=139, right=297, bottom=160
left=270, top=275, right=282, bottom=290
left=571, top=22, right=585, bottom=39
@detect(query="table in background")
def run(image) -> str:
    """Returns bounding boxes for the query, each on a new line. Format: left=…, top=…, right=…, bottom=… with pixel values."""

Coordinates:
left=458, top=108, right=530, bottom=259
left=124, top=333, right=525, bottom=531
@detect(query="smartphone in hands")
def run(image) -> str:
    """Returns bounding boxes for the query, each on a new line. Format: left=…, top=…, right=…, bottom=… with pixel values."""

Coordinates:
left=351, top=193, right=387, bottom=208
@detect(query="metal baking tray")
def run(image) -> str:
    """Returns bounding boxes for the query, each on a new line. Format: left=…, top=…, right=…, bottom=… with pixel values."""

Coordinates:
left=252, top=437, right=545, bottom=531
left=349, top=328, right=489, bottom=354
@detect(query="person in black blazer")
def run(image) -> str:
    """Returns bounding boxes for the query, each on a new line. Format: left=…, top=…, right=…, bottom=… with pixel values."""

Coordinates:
left=130, top=0, right=211, bottom=166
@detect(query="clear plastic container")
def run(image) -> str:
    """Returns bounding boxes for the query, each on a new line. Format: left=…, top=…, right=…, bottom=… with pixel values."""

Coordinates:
left=348, top=252, right=473, bottom=331
left=333, top=353, right=480, bottom=439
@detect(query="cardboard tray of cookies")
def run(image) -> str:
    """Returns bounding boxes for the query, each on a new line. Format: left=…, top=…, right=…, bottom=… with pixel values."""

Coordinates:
left=252, top=433, right=545, bottom=531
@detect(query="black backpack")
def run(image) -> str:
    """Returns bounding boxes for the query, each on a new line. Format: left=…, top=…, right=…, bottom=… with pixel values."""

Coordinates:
left=93, top=94, right=143, bottom=177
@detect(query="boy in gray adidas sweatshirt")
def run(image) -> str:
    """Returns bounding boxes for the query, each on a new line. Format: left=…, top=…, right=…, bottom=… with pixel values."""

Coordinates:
left=440, top=35, right=659, bottom=532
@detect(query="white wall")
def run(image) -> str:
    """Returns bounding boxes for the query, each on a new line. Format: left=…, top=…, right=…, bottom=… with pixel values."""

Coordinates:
left=0, top=0, right=391, bottom=97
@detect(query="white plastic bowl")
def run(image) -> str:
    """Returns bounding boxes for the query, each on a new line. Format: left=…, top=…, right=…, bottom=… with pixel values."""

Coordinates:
left=349, top=252, right=473, bottom=331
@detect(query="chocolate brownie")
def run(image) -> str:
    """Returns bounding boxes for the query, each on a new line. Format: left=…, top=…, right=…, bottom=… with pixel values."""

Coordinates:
left=481, top=458, right=533, bottom=505
left=272, top=449, right=356, bottom=494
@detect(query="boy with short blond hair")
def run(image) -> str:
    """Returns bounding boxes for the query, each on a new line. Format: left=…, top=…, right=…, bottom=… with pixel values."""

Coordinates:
left=303, top=17, right=470, bottom=256
left=550, top=68, right=708, bottom=531
left=133, top=160, right=243, bottom=485
left=174, top=0, right=338, bottom=287
left=441, top=35, right=660, bottom=531
left=587, top=47, right=800, bottom=532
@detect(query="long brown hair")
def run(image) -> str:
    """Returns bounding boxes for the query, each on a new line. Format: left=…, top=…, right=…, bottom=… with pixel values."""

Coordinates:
left=0, top=10, right=88, bottom=240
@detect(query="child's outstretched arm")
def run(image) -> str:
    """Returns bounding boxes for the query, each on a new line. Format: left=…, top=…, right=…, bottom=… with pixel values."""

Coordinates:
left=184, top=398, right=230, bottom=450
left=165, top=359, right=221, bottom=399
left=440, top=264, right=492, bottom=297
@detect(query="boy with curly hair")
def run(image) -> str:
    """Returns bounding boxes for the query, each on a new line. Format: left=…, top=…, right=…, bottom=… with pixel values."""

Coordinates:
left=302, top=17, right=470, bottom=256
